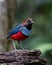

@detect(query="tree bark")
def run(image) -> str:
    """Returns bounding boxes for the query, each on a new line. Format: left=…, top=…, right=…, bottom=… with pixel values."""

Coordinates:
left=0, top=50, right=47, bottom=65
left=0, top=0, right=8, bottom=51
left=0, top=0, right=16, bottom=52
left=6, top=0, right=17, bottom=51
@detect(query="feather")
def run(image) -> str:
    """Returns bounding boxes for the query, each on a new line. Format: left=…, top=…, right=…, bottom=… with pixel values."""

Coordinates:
left=7, top=24, right=22, bottom=39
left=20, top=27, right=32, bottom=36
left=7, top=24, right=32, bottom=39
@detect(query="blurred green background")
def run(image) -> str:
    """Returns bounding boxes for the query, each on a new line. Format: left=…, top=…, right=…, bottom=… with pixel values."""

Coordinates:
left=14, top=0, right=52, bottom=65
left=0, top=0, right=52, bottom=65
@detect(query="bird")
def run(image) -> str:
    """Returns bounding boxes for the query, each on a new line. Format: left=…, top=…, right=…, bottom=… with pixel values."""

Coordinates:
left=7, top=18, right=34, bottom=50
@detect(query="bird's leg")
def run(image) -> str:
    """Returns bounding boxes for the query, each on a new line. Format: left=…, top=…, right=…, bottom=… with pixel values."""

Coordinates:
left=18, top=41, right=24, bottom=50
left=12, top=40, right=17, bottom=50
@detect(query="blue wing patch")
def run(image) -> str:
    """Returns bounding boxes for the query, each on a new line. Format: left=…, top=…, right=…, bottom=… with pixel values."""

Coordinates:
left=7, top=24, right=22, bottom=39
left=19, top=27, right=32, bottom=36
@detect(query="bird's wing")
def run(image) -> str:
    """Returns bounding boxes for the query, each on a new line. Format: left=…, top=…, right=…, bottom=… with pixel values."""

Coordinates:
left=7, top=24, right=22, bottom=39
left=20, top=27, right=32, bottom=36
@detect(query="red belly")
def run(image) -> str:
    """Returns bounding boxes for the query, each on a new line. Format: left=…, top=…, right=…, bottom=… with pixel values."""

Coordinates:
left=10, top=32, right=28, bottom=41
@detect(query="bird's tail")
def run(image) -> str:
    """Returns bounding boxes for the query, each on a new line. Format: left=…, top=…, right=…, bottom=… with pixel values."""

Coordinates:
left=6, top=35, right=9, bottom=39
left=6, top=33, right=11, bottom=39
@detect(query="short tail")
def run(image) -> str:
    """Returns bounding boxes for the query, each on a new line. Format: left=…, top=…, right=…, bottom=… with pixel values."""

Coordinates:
left=6, top=34, right=10, bottom=39
left=6, top=35, right=9, bottom=39
left=6, top=31, right=12, bottom=39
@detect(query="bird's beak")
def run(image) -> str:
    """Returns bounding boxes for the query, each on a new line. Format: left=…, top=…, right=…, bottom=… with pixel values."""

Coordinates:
left=32, top=21, right=34, bottom=24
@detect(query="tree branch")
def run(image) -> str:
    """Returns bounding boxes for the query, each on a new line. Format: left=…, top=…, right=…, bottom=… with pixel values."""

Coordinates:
left=0, top=50, right=47, bottom=65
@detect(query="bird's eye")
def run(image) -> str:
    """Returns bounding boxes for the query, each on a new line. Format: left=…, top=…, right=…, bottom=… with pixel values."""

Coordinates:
left=27, top=20, right=31, bottom=23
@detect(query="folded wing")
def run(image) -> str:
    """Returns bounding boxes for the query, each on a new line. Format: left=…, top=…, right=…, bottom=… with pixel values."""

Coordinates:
left=7, top=24, right=22, bottom=39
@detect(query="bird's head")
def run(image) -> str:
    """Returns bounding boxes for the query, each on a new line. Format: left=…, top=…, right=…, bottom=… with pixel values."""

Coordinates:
left=22, top=18, right=34, bottom=26
left=22, top=18, right=34, bottom=30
